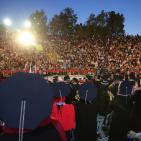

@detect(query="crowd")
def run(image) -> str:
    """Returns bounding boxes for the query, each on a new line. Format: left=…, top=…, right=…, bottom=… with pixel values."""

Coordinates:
left=0, top=34, right=141, bottom=76
left=0, top=31, right=141, bottom=140
left=0, top=72, right=141, bottom=141
left=38, top=72, right=141, bottom=141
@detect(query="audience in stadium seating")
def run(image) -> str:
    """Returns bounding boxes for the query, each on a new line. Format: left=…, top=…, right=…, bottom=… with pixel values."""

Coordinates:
left=0, top=35, right=141, bottom=76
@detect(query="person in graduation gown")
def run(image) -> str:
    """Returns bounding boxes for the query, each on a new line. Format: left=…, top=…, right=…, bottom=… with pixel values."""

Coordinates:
left=128, top=87, right=141, bottom=137
left=108, top=74, right=135, bottom=141
left=97, top=74, right=111, bottom=116
left=0, top=72, right=67, bottom=141
left=65, top=77, right=80, bottom=104
left=74, top=76, right=99, bottom=141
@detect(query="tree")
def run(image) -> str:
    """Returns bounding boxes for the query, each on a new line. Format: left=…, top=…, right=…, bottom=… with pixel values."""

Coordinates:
left=86, top=13, right=97, bottom=26
left=74, top=23, right=87, bottom=38
left=95, top=10, right=109, bottom=38
left=86, top=13, right=97, bottom=36
left=85, top=10, right=125, bottom=38
left=96, top=10, right=108, bottom=27
left=29, top=10, right=48, bottom=43
left=48, top=14, right=62, bottom=35
left=107, top=11, right=125, bottom=35
left=49, top=7, right=77, bottom=36
left=85, top=11, right=109, bottom=38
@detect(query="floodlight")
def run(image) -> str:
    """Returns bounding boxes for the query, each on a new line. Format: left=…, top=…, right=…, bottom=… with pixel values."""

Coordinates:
left=4, top=18, right=12, bottom=26
left=24, top=20, right=31, bottom=28
left=17, top=31, right=35, bottom=46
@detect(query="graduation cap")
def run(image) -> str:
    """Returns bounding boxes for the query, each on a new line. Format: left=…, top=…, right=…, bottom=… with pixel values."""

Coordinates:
left=78, top=81, right=98, bottom=103
left=0, top=72, right=53, bottom=129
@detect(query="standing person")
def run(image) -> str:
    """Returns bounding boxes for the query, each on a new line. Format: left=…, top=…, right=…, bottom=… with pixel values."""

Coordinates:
left=97, top=74, right=111, bottom=116
left=128, top=87, right=141, bottom=140
left=74, top=75, right=98, bottom=141
left=109, top=74, right=135, bottom=141
left=65, top=77, right=80, bottom=104
left=109, top=73, right=122, bottom=97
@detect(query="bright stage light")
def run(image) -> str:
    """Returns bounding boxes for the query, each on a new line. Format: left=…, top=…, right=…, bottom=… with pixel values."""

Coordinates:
left=17, top=31, right=35, bottom=46
left=4, top=18, right=12, bottom=26
left=24, top=20, right=31, bottom=28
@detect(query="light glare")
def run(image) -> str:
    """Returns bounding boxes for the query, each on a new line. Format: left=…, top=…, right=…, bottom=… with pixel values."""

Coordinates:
left=24, top=20, right=31, bottom=28
left=17, top=31, right=35, bottom=46
left=4, top=18, right=12, bottom=26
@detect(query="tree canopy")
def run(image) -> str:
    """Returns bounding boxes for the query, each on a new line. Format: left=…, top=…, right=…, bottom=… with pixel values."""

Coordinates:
left=49, top=7, right=77, bottom=36
left=29, top=10, right=48, bottom=43
left=107, top=11, right=125, bottom=36
left=85, top=10, right=125, bottom=38
left=29, top=8, right=125, bottom=39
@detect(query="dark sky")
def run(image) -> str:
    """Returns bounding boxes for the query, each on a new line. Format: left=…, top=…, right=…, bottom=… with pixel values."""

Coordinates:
left=0, top=0, right=141, bottom=35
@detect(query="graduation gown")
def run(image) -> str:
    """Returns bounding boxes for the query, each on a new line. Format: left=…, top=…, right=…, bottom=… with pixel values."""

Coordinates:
left=74, top=99, right=98, bottom=141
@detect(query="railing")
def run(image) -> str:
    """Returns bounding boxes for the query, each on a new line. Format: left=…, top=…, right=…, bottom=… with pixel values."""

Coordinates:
left=0, top=69, right=96, bottom=76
